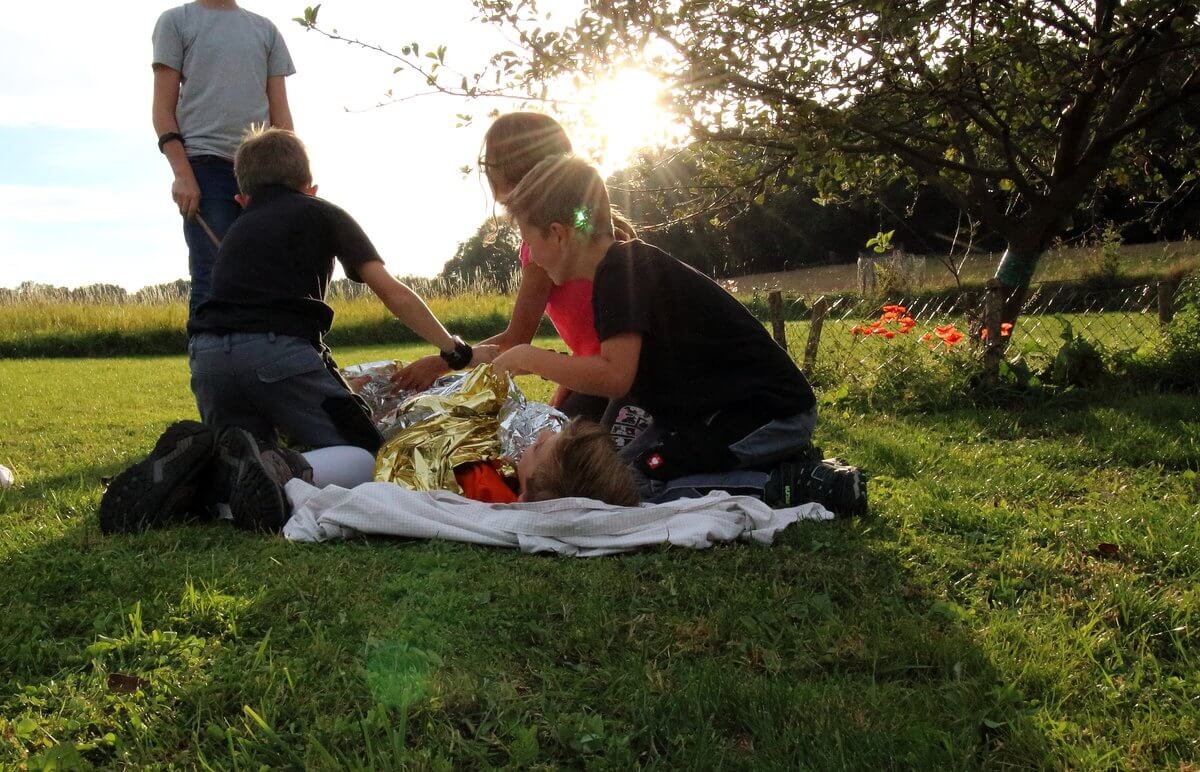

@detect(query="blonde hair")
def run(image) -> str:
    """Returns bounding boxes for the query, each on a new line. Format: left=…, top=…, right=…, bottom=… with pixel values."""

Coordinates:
left=234, top=126, right=312, bottom=197
left=505, top=155, right=625, bottom=241
left=524, top=420, right=641, bottom=507
left=483, top=113, right=636, bottom=240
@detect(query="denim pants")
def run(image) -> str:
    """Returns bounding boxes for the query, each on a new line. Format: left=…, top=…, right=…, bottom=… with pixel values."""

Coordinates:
left=189, top=332, right=383, bottom=453
left=183, top=155, right=241, bottom=319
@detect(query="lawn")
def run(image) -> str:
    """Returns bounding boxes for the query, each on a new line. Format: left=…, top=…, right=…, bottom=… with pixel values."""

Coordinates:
left=1, top=343, right=1198, bottom=768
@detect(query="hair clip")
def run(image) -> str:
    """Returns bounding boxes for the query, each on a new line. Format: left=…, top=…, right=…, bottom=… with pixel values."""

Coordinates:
left=573, top=205, right=594, bottom=235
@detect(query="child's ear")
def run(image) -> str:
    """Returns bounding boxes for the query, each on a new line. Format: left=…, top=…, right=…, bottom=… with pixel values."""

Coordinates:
left=303, top=184, right=318, bottom=197
left=234, top=193, right=251, bottom=208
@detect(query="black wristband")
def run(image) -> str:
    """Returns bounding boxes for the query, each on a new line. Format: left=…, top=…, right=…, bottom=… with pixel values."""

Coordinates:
left=157, top=132, right=184, bottom=153
left=439, top=336, right=473, bottom=370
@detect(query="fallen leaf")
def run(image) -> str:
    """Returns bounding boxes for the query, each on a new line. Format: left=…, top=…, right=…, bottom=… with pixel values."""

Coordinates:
left=107, top=673, right=149, bottom=694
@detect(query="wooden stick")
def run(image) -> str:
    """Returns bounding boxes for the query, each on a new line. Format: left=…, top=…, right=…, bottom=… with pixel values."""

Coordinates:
left=982, top=279, right=1004, bottom=387
left=1158, top=280, right=1175, bottom=325
left=195, top=214, right=222, bottom=249
left=768, top=290, right=787, bottom=349
left=803, top=297, right=829, bottom=373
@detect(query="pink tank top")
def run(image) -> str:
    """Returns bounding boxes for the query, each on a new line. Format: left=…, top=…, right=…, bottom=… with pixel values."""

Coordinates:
left=519, top=242, right=601, bottom=356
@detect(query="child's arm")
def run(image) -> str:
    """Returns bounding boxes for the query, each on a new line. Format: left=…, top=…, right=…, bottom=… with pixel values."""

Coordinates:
left=358, top=262, right=457, bottom=353
left=481, top=262, right=553, bottom=349
left=266, top=76, right=294, bottom=131
left=393, top=261, right=552, bottom=390
left=493, top=334, right=641, bottom=399
left=151, top=66, right=200, bottom=219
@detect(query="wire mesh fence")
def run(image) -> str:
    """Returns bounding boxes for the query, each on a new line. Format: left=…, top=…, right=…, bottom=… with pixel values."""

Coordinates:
left=760, top=281, right=1173, bottom=383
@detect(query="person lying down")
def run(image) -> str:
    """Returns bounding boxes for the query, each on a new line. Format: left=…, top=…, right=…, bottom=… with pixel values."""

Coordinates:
left=98, top=404, right=639, bottom=536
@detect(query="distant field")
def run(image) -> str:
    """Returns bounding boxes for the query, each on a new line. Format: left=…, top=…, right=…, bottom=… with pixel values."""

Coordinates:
left=723, top=240, right=1198, bottom=296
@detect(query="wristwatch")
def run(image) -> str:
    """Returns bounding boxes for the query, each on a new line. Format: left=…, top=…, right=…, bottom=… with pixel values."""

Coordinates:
left=439, top=336, right=473, bottom=370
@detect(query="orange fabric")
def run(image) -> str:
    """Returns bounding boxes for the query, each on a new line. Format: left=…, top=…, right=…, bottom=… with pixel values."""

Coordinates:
left=454, top=461, right=519, bottom=503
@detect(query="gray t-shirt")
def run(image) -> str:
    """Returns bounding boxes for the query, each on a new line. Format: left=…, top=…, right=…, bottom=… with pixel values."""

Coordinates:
left=152, top=3, right=296, bottom=160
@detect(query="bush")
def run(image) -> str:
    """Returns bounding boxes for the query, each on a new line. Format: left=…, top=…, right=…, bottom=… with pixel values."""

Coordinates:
left=817, top=333, right=983, bottom=411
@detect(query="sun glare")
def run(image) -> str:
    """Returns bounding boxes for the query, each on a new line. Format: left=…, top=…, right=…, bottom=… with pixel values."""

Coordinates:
left=576, top=68, right=684, bottom=171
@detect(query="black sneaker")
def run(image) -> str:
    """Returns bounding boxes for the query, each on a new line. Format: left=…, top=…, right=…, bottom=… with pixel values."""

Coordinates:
left=213, top=429, right=306, bottom=533
left=98, top=421, right=216, bottom=534
left=765, top=455, right=868, bottom=517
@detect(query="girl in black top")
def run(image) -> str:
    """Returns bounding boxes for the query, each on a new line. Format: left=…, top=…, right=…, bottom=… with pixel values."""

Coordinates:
left=492, top=156, right=818, bottom=492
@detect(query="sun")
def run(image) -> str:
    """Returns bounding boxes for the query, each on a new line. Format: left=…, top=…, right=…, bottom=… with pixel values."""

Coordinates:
left=575, top=68, right=684, bottom=171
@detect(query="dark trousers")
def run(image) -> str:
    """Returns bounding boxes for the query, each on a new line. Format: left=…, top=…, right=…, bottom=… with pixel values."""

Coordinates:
left=183, top=155, right=241, bottom=319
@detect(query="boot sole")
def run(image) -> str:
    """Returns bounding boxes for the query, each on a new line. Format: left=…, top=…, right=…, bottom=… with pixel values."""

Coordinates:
left=216, top=429, right=289, bottom=533
left=98, top=421, right=215, bottom=534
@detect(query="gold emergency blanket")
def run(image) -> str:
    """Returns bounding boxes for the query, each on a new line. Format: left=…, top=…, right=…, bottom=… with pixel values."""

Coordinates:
left=373, top=364, right=509, bottom=493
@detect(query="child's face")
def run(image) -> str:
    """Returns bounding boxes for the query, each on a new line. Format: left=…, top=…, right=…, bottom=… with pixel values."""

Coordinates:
left=518, top=220, right=571, bottom=284
left=517, top=429, right=563, bottom=498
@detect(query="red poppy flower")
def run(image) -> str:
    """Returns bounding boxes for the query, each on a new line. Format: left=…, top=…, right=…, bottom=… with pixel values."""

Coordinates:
left=935, top=324, right=955, bottom=335
left=882, top=330, right=896, bottom=339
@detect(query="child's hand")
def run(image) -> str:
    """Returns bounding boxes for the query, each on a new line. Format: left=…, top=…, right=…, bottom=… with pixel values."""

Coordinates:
left=393, top=355, right=450, bottom=392
left=493, top=345, right=533, bottom=378
left=470, top=344, right=501, bottom=366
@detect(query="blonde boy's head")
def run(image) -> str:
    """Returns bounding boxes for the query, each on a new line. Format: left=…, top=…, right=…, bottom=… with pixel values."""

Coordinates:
left=234, top=127, right=312, bottom=197
left=522, top=420, right=641, bottom=507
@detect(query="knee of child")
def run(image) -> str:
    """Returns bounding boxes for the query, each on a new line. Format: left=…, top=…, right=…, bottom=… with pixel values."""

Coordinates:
left=303, top=445, right=377, bottom=489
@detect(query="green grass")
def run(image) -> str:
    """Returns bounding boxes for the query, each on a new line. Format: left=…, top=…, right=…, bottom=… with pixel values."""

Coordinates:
left=2, top=343, right=1198, bottom=767
left=0, top=295, right=527, bottom=358
left=728, top=239, right=1198, bottom=295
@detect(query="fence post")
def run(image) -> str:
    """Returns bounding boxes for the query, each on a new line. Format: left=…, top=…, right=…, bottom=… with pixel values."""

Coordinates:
left=1158, top=280, right=1175, bottom=325
left=982, top=279, right=1004, bottom=387
left=768, top=290, right=787, bottom=350
left=803, top=297, right=830, bottom=373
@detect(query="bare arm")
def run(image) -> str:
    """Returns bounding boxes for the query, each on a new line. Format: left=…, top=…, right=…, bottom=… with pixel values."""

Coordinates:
left=493, top=334, right=641, bottom=399
left=266, top=76, right=294, bottom=131
left=151, top=65, right=200, bottom=218
left=393, top=260, right=554, bottom=389
left=358, top=261, right=457, bottom=353
left=481, top=261, right=553, bottom=349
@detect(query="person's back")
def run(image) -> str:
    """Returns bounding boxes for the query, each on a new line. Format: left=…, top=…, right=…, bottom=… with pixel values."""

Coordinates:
left=592, top=239, right=815, bottom=427
left=188, top=187, right=377, bottom=343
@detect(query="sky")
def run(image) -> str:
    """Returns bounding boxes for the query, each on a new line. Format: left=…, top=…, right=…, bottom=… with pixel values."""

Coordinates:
left=0, top=0, right=630, bottom=291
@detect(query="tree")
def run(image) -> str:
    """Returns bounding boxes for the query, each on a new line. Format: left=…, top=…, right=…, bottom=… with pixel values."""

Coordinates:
left=300, top=1, right=1200, bottom=321
left=438, top=218, right=521, bottom=292
left=494, top=1, right=1200, bottom=318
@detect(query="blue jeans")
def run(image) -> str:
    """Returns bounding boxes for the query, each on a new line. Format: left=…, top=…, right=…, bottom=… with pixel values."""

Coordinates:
left=183, top=155, right=241, bottom=319
left=189, top=332, right=382, bottom=452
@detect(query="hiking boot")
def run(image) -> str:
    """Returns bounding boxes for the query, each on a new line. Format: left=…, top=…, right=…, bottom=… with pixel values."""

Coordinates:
left=765, top=454, right=868, bottom=517
left=98, top=420, right=216, bottom=534
left=213, top=429, right=308, bottom=533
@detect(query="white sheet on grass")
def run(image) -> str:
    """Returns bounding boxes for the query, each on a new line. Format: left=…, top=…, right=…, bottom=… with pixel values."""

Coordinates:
left=281, top=479, right=833, bottom=557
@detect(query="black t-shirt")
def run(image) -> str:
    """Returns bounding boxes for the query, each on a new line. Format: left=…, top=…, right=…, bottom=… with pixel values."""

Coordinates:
left=188, top=185, right=382, bottom=342
left=592, top=240, right=816, bottom=426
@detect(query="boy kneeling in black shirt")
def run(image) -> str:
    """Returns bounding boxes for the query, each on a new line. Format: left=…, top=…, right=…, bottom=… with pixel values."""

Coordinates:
left=492, top=156, right=865, bottom=515
left=101, top=128, right=495, bottom=534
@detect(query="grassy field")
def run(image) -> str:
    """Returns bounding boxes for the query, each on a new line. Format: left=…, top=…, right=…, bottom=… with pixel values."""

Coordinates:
left=725, top=239, right=1198, bottom=295
left=1, top=339, right=1198, bottom=768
